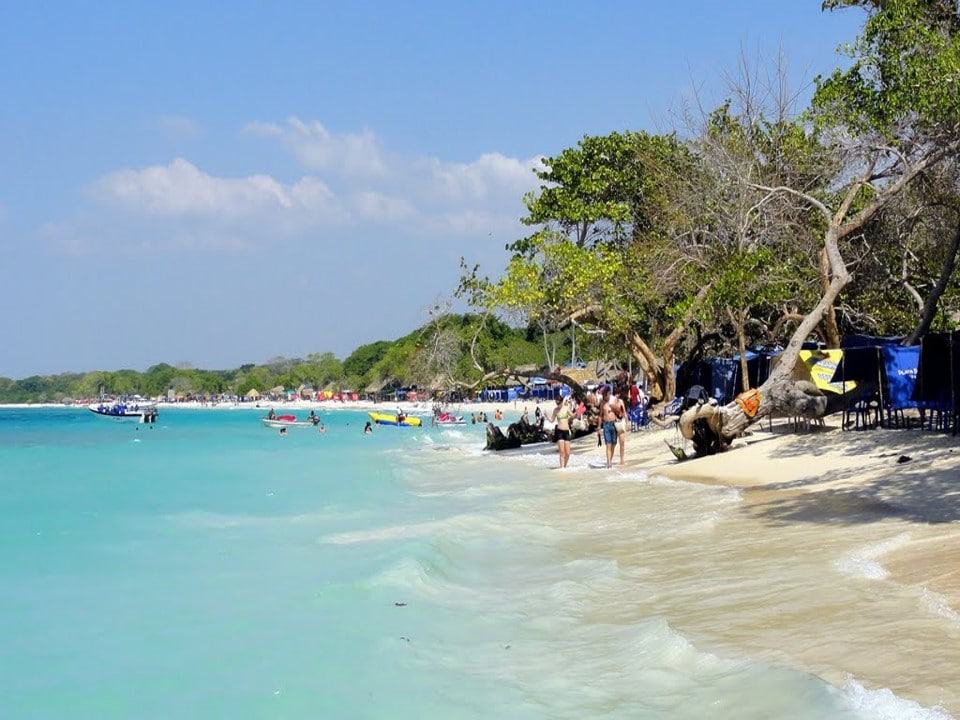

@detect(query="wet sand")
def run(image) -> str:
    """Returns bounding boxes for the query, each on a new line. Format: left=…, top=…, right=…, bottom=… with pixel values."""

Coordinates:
left=549, top=418, right=960, bottom=712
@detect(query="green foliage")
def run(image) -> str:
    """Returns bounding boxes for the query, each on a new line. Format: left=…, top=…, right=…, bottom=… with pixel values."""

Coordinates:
left=1, top=316, right=545, bottom=402
left=343, top=341, right=392, bottom=379
left=815, top=0, right=960, bottom=136
left=517, top=131, right=692, bottom=250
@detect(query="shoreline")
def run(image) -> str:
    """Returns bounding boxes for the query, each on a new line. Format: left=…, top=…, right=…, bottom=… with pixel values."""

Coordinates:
left=550, top=418, right=960, bottom=712
left=0, top=399, right=530, bottom=415
left=7, top=402, right=958, bottom=711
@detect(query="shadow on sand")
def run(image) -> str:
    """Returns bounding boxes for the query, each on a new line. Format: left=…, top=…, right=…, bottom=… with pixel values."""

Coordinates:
left=740, top=427, right=960, bottom=526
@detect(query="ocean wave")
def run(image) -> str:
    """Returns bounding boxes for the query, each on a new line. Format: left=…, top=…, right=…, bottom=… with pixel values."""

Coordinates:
left=319, top=515, right=474, bottom=545
left=834, top=533, right=912, bottom=580
left=366, top=556, right=459, bottom=600
left=605, top=469, right=651, bottom=483
left=841, top=676, right=954, bottom=720
left=319, top=509, right=563, bottom=547
left=647, top=474, right=744, bottom=503
left=168, top=509, right=353, bottom=530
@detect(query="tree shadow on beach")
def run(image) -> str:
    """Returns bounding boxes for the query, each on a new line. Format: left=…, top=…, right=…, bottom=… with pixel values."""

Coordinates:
left=741, top=427, right=960, bottom=526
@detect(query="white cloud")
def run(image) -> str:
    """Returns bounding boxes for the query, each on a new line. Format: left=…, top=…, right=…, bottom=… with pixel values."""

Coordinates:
left=243, top=117, right=387, bottom=179
left=93, top=158, right=361, bottom=229
left=348, top=191, right=414, bottom=223
left=419, top=152, right=541, bottom=204
left=81, top=118, right=543, bottom=253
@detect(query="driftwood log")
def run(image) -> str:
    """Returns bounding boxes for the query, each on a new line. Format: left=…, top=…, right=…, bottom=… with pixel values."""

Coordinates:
left=678, top=379, right=827, bottom=456
left=485, top=416, right=596, bottom=451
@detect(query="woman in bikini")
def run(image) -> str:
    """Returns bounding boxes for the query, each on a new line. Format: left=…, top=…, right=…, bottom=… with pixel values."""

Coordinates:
left=551, top=396, right=573, bottom=469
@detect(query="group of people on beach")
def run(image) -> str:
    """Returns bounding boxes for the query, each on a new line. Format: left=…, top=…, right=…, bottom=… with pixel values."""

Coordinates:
left=549, top=382, right=642, bottom=469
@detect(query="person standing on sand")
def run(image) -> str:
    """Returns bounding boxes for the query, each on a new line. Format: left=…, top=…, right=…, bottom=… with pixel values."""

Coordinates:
left=613, top=386, right=628, bottom=465
left=598, top=387, right=626, bottom=468
left=551, top=396, right=573, bottom=468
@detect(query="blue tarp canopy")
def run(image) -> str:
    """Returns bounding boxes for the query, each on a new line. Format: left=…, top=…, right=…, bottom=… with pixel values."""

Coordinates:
left=842, top=334, right=904, bottom=349
left=829, top=347, right=881, bottom=385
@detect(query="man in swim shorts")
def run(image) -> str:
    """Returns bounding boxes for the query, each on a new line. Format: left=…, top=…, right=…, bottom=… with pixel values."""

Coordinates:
left=599, top=387, right=620, bottom=468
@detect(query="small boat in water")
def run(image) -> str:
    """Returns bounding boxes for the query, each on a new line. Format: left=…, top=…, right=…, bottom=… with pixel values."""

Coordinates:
left=433, top=412, right=466, bottom=426
left=88, top=398, right=157, bottom=421
left=369, top=411, right=422, bottom=427
left=261, top=414, right=319, bottom=429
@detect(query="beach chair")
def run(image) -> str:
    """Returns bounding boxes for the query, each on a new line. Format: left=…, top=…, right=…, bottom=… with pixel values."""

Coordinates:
left=850, top=397, right=881, bottom=430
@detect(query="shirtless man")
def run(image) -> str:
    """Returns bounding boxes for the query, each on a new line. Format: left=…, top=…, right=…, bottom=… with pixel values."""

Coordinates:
left=599, top=387, right=627, bottom=467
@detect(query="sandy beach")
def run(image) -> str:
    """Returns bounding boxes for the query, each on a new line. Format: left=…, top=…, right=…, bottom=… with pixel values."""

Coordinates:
left=533, top=418, right=960, bottom=712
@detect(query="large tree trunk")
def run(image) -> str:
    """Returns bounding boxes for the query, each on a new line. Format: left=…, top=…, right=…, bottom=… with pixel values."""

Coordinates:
left=677, top=144, right=956, bottom=456
left=679, top=225, right=851, bottom=455
left=728, top=308, right=750, bottom=391
left=819, top=248, right=842, bottom=347
left=627, top=333, right=680, bottom=405
left=679, top=378, right=827, bottom=453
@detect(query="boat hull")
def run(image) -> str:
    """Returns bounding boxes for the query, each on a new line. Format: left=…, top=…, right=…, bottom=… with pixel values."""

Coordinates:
left=88, top=404, right=154, bottom=420
left=261, top=419, right=317, bottom=429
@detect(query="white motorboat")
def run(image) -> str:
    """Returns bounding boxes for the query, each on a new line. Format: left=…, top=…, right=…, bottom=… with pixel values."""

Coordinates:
left=88, top=397, right=157, bottom=420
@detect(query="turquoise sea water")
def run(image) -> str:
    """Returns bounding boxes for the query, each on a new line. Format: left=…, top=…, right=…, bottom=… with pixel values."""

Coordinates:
left=0, top=408, right=951, bottom=719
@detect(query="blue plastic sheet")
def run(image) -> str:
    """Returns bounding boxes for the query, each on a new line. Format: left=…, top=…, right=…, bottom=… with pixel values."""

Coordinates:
left=707, top=358, right=738, bottom=404
left=881, top=345, right=920, bottom=410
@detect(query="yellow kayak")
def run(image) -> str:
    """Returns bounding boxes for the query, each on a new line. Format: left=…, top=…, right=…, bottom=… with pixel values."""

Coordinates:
left=368, top=412, right=422, bottom=427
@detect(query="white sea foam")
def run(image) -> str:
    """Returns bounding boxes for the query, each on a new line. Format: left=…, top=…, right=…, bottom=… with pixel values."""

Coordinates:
left=648, top=473, right=743, bottom=497
left=834, top=533, right=912, bottom=580
left=169, top=509, right=352, bottom=530
left=841, top=676, right=954, bottom=720
left=605, top=469, right=651, bottom=483
left=319, top=515, right=474, bottom=545
left=920, top=586, right=960, bottom=626
left=319, top=509, right=560, bottom=546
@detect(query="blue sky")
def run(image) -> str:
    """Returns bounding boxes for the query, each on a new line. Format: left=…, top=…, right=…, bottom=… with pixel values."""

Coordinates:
left=0, top=1, right=863, bottom=377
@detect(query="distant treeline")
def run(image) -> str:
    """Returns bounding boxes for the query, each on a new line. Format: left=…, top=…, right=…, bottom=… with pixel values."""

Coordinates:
left=0, top=314, right=558, bottom=403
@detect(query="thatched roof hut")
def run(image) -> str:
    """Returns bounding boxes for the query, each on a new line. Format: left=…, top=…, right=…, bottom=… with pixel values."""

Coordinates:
left=365, top=377, right=396, bottom=394
left=561, top=367, right=596, bottom=386
left=245, top=388, right=261, bottom=400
